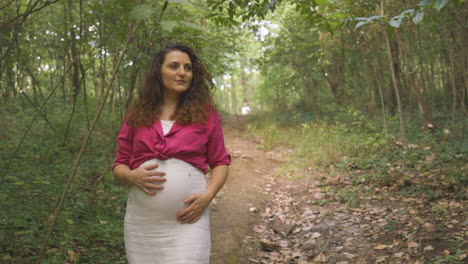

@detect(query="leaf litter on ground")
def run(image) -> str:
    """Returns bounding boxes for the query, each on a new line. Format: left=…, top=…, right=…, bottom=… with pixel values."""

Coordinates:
left=241, top=161, right=467, bottom=264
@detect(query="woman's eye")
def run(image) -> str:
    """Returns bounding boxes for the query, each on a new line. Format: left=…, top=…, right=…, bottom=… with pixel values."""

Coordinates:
left=169, top=65, right=178, bottom=69
left=185, top=66, right=192, bottom=71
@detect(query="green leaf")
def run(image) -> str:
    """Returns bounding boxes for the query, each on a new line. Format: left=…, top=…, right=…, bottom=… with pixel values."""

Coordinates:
left=400, top=9, right=415, bottom=16
left=389, top=16, right=403, bottom=28
left=332, top=12, right=348, bottom=19
left=66, top=219, right=74, bottom=224
left=161, top=21, right=178, bottom=31
left=315, top=0, right=328, bottom=5
left=368, top=15, right=385, bottom=21
left=413, top=11, right=425, bottom=24
left=228, top=2, right=235, bottom=18
left=418, top=0, right=430, bottom=7
left=19, top=0, right=29, bottom=13
left=263, top=0, right=280, bottom=16
left=355, top=17, right=370, bottom=21
left=355, top=21, right=369, bottom=29
left=167, top=0, right=189, bottom=3
left=386, top=25, right=395, bottom=38
left=434, top=0, right=449, bottom=11
left=129, top=4, right=155, bottom=20
left=179, top=21, right=204, bottom=31
left=15, top=230, right=33, bottom=235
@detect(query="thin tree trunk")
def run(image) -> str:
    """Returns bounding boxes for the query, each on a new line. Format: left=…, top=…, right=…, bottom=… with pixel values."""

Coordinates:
left=429, top=51, right=436, bottom=111
left=440, top=50, right=450, bottom=118
left=448, top=42, right=457, bottom=135
left=125, top=64, right=140, bottom=113
left=80, top=62, right=90, bottom=131
left=416, top=25, right=433, bottom=120
left=396, top=31, right=431, bottom=124
left=365, top=64, right=377, bottom=117
left=374, top=56, right=388, bottom=136
left=381, top=1, right=406, bottom=143
left=230, top=74, right=238, bottom=115
left=461, top=29, right=467, bottom=140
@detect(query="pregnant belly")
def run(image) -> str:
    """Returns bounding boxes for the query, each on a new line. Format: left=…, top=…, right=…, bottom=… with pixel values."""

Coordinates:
left=126, top=158, right=200, bottom=218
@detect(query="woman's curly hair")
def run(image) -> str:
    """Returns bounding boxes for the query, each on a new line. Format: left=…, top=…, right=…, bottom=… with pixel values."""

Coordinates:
left=126, top=43, right=215, bottom=127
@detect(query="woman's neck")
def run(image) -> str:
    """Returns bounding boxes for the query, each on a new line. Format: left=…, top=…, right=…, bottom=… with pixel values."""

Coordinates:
left=160, top=95, right=179, bottom=121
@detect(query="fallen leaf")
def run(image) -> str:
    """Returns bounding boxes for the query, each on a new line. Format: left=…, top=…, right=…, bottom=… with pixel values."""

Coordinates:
left=457, top=253, right=466, bottom=260
left=423, top=245, right=434, bottom=251
left=407, top=241, right=420, bottom=248
left=249, top=207, right=259, bottom=212
left=343, top=252, right=357, bottom=258
left=313, top=253, right=327, bottom=262
left=376, top=256, right=387, bottom=263
left=374, top=244, right=387, bottom=250
left=292, top=227, right=302, bottom=234
left=253, top=225, right=266, bottom=233
left=424, top=223, right=435, bottom=231
left=394, top=252, right=404, bottom=258
left=259, top=239, right=279, bottom=252
left=67, top=250, right=77, bottom=262
left=311, top=232, right=321, bottom=239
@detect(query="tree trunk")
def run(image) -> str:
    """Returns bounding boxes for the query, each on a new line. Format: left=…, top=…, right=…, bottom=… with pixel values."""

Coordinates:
left=396, top=31, right=432, bottom=124
left=381, top=1, right=406, bottom=143
left=125, top=64, right=139, bottom=113
left=447, top=40, right=457, bottom=135
left=365, top=64, right=377, bottom=117
left=374, top=56, right=388, bottom=135
left=230, top=75, right=238, bottom=114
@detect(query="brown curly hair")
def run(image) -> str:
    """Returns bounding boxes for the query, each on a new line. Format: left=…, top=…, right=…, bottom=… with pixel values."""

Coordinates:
left=126, top=43, right=215, bottom=127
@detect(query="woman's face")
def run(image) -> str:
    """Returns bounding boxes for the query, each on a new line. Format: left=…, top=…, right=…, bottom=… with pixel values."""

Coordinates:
left=161, top=50, right=193, bottom=96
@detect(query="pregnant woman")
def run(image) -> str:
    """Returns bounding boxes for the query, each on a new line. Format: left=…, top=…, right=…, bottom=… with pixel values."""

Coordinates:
left=112, top=43, right=231, bottom=264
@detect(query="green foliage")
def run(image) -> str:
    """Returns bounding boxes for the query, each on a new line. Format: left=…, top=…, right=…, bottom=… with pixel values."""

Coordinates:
left=0, top=99, right=126, bottom=263
left=431, top=248, right=467, bottom=264
left=247, top=122, right=278, bottom=151
left=247, top=110, right=466, bottom=202
left=1, top=0, right=466, bottom=260
left=354, top=0, right=453, bottom=29
left=337, top=187, right=361, bottom=207
left=129, top=4, right=156, bottom=20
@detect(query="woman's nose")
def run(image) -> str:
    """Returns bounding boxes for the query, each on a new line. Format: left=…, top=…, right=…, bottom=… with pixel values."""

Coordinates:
left=178, top=67, right=186, bottom=76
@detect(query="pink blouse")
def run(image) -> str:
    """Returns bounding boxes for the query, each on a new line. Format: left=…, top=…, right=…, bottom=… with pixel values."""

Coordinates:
left=113, top=109, right=231, bottom=174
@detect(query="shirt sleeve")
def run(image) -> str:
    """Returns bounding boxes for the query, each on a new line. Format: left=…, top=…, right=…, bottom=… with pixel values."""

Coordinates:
left=113, top=121, right=134, bottom=170
left=206, top=111, right=231, bottom=169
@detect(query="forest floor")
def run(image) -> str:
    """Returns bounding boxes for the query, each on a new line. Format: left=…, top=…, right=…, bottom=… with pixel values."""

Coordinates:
left=210, top=116, right=467, bottom=264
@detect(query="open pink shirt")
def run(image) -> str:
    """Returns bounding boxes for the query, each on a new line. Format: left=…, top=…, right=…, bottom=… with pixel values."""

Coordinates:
left=113, top=109, right=231, bottom=174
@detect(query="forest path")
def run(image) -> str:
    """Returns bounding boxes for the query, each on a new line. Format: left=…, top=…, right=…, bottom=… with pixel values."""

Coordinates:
left=210, top=116, right=281, bottom=264
left=210, top=117, right=466, bottom=264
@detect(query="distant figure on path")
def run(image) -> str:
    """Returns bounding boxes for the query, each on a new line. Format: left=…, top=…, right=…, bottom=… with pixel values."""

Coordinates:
left=112, top=43, right=231, bottom=264
left=241, top=101, right=251, bottom=115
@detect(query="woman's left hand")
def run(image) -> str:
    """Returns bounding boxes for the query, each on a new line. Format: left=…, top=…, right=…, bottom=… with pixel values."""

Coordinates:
left=176, top=192, right=213, bottom=224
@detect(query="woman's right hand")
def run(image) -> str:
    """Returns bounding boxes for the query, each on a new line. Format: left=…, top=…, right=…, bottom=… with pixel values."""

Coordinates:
left=127, top=163, right=166, bottom=195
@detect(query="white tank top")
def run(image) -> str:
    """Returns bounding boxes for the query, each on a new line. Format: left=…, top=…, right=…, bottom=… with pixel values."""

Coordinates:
left=161, top=120, right=175, bottom=135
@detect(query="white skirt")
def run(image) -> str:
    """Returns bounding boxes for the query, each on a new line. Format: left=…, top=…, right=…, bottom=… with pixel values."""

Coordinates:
left=124, top=158, right=210, bottom=264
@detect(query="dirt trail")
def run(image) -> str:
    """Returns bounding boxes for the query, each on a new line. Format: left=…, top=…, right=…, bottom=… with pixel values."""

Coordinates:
left=210, top=117, right=467, bottom=264
left=210, top=116, right=280, bottom=264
